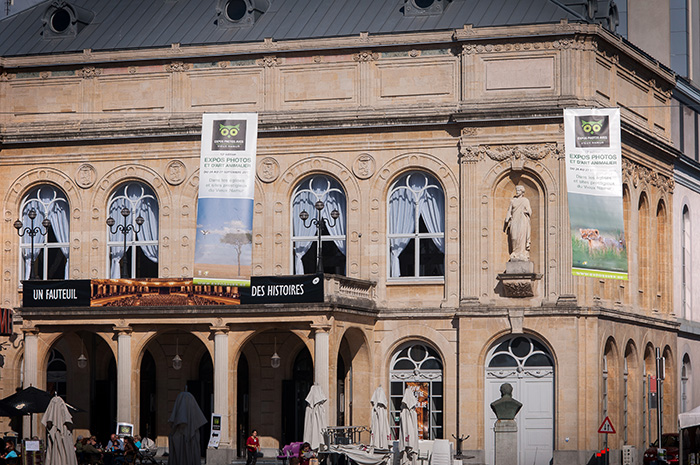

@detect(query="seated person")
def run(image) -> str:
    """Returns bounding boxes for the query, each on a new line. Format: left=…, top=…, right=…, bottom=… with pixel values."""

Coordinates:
left=132, top=436, right=142, bottom=450
left=123, top=437, right=138, bottom=464
left=83, top=437, right=104, bottom=465
left=2, top=440, right=19, bottom=464
left=299, top=443, right=315, bottom=465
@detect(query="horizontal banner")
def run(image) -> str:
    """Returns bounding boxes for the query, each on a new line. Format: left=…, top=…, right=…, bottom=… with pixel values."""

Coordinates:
left=23, top=280, right=91, bottom=307
left=240, top=274, right=324, bottom=304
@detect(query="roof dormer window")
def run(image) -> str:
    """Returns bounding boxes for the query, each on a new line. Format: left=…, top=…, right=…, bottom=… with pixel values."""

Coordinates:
left=403, top=0, right=448, bottom=16
left=216, top=0, right=269, bottom=28
left=42, top=1, right=94, bottom=38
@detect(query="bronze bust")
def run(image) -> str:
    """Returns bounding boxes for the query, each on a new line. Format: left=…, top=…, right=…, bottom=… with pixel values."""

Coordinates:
left=490, top=383, right=522, bottom=420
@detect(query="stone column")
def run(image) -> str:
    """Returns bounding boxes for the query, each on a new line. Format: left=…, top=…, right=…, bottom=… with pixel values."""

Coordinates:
left=312, top=324, right=331, bottom=396
left=494, top=420, right=518, bottom=465
left=115, top=325, right=132, bottom=424
left=23, top=328, right=39, bottom=437
left=212, top=326, right=230, bottom=444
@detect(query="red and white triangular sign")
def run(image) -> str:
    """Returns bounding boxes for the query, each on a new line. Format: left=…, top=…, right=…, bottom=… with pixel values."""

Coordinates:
left=598, top=416, right=616, bottom=434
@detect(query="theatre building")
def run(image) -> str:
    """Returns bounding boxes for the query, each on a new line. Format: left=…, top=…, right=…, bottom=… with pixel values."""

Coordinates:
left=0, top=0, right=687, bottom=463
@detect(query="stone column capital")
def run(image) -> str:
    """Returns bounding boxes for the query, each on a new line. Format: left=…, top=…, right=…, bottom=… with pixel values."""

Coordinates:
left=113, top=325, right=132, bottom=336
left=310, top=323, right=332, bottom=333
left=210, top=325, right=229, bottom=335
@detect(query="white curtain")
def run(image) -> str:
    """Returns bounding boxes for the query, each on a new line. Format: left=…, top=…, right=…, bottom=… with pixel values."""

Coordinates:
left=418, top=188, right=445, bottom=253
left=108, top=198, right=130, bottom=279
left=389, top=188, right=415, bottom=277
left=323, top=190, right=346, bottom=255
left=47, top=200, right=71, bottom=278
left=137, top=197, right=159, bottom=263
left=21, top=201, right=44, bottom=280
left=292, top=191, right=315, bottom=275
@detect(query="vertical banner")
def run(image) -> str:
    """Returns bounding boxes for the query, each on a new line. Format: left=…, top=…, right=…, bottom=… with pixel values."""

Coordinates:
left=564, top=108, right=628, bottom=280
left=194, top=113, right=258, bottom=286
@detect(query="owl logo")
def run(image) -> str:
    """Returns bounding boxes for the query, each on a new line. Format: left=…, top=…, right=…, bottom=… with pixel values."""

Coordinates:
left=581, top=120, right=603, bottom=134
left=219, top=124, right=240, bottom=138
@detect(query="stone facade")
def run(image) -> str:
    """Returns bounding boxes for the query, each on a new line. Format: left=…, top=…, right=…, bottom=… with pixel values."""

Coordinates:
left=0, top=15, right=681, bottom=465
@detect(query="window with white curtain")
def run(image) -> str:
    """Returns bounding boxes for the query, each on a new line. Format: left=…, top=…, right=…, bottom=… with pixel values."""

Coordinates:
left=388, top=171, right=445, bottom=278
left=18, top=185, right=70, bottom=280
left=107, top=182, right=159, bottom=279
left=291, top=175, right=346, bottom=275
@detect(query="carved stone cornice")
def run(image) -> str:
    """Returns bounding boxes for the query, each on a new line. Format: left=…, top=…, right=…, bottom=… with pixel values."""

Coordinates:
left=462, top=37, right=591, bottom=55
left=459, top=143, right=558, bottom=163
left=165, top=62, right=190, bottom=73
left=353, top=50, right=378, bottom=62
left=622, top=159, right=675, bottom=192
left=79, top=67, right=102, bottom=79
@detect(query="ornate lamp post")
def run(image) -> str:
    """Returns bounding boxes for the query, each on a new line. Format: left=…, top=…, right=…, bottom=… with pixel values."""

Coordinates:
left=14, top=208, right=51, bottom=280
left=299, top=200, right=339, bottom=273
left=106, top=206, right=144, bottom=278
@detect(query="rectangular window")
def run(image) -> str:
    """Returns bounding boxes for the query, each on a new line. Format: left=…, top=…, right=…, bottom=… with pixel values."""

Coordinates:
left=683, top=104, right=696, bottom=157
left=670, top=0, right=689, bottom=76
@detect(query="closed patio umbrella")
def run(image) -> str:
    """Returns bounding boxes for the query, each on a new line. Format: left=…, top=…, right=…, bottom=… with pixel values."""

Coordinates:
left=41, top=396, right=78, bottom=465
left=168, top=391, right=207, bottom=465
left=303, top=384, right=328, bottom=450
left=370, top=386, right=390, bottom=449
left=399, top=388, right=418, bottom=465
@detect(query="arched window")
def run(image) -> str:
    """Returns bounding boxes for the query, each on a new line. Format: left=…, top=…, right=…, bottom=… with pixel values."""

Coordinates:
left=388, top=171, right=444, bottom=278
left=47, top=348, right=67, bottom=399
left=291, top=175, right=346, bottom=275
left=390, top=342, right=443, bottom=440
left=683, top=206, right=691, bottom=319
left=682, top=354, right=691, bottom=413
left=107, top=182, right=159, bottom=279
left=18, top=185, right=70, bottom=280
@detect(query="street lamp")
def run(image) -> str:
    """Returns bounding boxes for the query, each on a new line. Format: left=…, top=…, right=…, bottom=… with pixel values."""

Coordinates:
left=299, top=200, right=339, bottom=273
left=106, top=206, right=144, bottom=278
left=14, top=208, right=51, bottom=280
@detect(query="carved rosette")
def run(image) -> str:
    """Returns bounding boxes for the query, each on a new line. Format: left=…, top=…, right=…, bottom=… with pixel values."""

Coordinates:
left=165, top=62, right=191, bottom=73
left=79, top=67, right=102, bottom=79
left=257, top=157, right=280, bottom=183
left=165, top=160, right=186, bottom=186
left=76, top=164, right=97, bottom=189
left=353, top=51, right=378, bottom=62
left=352, top=153, right=375, bottom=179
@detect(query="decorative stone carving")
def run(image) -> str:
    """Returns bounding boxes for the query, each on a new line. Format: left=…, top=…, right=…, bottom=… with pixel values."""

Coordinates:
left=79, top=67, right=102, bottom=79
left=352, top=153, right=375, bottom=179
left=257, top=157, right=280, bottom=183
left=409, top=49, right=420, bottom=58
left=76, top=164, right=97, bottom=189
left=505, top=186, right=531, bottom=262
left=462, top=38, right=591, bottom=55
left=622, top=159, right=674, bottom=192
left=128, top=67, right=137, bottom=74
left=461, top=143, right=558, bottom=163
left=40, top=71, right=50, bottom=79
left=165, top=62, right=190, bottom=72
left=0, top=72, right=13, bottom=81
left=497, top=261, right=542, bottom=298
left=358, top=31, right=370, bottom=42
left=353, top=51, right=378, bottom=62
left=165, top=160, right=186, bottom=185
left=258, top=56, right=278, bottom=67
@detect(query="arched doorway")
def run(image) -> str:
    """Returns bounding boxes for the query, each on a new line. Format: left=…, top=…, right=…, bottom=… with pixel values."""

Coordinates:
left=389, top=341, right=444, bottom=440
left=282, top=348, right=313, bottom=444
left=484, top=335, right=554, bottom=465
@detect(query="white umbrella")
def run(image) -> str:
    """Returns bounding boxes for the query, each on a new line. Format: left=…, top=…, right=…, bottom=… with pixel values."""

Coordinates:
left=399, top=388, right=418, bottom=465
left=168, top=391, right=208, bottom=465
left=41, top=396, right=78, bottom=465
left=303, top=384, right=328, bottom=450
left=370, top=386, right=390, bottom=449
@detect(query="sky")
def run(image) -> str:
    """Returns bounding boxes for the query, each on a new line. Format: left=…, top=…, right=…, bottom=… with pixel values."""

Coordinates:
left=1, top=0, right=43, bottom=20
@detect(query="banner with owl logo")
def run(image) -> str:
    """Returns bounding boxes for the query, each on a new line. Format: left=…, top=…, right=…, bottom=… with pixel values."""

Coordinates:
left=194, top=113, right=258, bottom=287
left=564, top=108, right=628, bottom=280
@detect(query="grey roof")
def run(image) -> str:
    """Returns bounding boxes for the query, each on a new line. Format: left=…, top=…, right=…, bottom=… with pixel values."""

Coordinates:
left=0, top=0, right=585, bottom=58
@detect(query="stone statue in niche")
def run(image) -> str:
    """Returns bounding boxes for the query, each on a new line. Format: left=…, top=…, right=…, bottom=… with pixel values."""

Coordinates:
left=504, top=185, right=531, bottom=262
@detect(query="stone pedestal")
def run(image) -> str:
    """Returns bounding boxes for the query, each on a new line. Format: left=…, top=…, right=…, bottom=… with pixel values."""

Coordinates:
left=494, top=420, right=518, bottom=465
left=497, top=261, right=542, bottom=297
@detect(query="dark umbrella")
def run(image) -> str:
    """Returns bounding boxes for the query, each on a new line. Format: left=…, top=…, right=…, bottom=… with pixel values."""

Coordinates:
left=1, top=387, right=82, bottom=414
left=0, top=400, right=22, bottom=417
left=1, top=386, right=82, bottom=436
